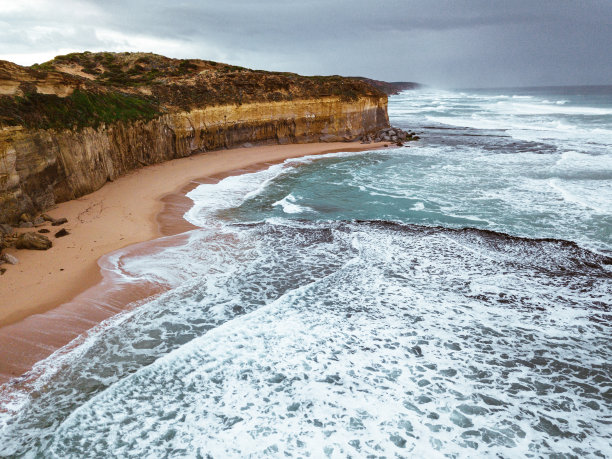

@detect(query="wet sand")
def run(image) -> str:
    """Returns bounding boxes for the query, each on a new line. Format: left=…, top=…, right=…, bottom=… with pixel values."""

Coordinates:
left=0, top=141, right=387, bottom=383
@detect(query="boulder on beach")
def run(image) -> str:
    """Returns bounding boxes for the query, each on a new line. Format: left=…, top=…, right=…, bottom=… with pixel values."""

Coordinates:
left=1, top=253, right=18, bottom=265
left=32, top=216, right=46, bottom=227
left=0, top=224, right=13, bottom=235
left=38, top=228, right=50, bottom=233
left=55, top=228, right=69, bottom=238
left=51, top=217, right=68, bottom=226
left=16, top=232, right=52, bottom=250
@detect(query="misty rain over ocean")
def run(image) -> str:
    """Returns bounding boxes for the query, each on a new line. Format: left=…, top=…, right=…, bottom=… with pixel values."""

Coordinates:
left=1, top=87, right=611, bottom=457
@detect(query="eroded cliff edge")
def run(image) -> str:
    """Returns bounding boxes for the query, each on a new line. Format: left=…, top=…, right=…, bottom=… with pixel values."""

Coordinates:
left=0, top=52, right=388, bottom=223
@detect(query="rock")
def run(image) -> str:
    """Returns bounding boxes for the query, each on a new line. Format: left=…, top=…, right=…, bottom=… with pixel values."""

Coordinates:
left=0, top=268, right=6, bottom=275
left=19, top=213, right=31, bottom=223
left=19, top=222, right=34, bottom=228
left=373, top=126, right=419, bottom=144
left=16, top=232, right=52, bottom=250
left=38, top=228, right=50, bottom=233
left=41, top=214, right=55, bottom=222
left=51, top=217, right=68, bottom=226
left=55, top=228, right=69, bottom=238
left=0, top=232, right=17, bottom=249
left=0, top=224, right=13, bottom=235
left=1, top=253, right=18, bottom=265
left=32, top=216, right=45, bottom=226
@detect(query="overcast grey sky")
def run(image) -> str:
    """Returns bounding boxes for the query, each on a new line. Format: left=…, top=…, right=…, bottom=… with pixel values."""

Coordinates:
left=1, top=0, right=610, bottom=88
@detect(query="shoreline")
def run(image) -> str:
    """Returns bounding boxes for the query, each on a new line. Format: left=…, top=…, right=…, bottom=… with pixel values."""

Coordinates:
left=0, top=141, right=388, bottom=383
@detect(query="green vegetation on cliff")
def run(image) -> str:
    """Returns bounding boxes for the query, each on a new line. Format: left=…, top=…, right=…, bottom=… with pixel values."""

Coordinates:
left=38, top=52, right=200, bottom=87
left=0, top=90, right=160, bottom=130
left=0, top=52, right=386, bottom=131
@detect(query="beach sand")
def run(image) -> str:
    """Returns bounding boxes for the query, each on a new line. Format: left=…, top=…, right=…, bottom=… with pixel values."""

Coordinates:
left=0, top=141, right=388, bottom=383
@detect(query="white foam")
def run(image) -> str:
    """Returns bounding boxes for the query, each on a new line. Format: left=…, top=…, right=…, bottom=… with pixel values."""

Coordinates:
left=184, top=163, right=288, bottom=226
left=555, top=150, right=612, bottom=171
left=494, top=100, right=612, bottom=116
left=29, top=224, right=611, bottom=458
left=184, top=149, right=385, bottom=227
left=272, top=194, right=312, bottom=214
left=548, top=178, right=612, bottom=214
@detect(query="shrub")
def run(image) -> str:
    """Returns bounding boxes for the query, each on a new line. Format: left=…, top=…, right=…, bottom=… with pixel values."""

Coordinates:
left=0, top=90, right=160, bottom=130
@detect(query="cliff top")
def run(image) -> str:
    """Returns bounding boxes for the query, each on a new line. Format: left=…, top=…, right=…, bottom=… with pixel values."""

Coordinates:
left=0, top=52, right=387, bottom=130
left=352, top=77, right=421, bottom=95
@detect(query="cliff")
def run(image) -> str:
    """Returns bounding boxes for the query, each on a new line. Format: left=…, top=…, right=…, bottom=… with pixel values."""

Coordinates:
left=0, top=52, right=388, bottom=224
left=353, top=78, right=421, bottom=95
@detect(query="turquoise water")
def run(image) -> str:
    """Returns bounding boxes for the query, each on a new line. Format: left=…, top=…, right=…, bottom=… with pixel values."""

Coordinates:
left=229, top=86, right=612, bottom=252
left=1, top=87, right=611, bottom=457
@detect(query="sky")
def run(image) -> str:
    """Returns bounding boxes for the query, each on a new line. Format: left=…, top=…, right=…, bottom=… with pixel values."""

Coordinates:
left=0, top=0, right=611, bottom=88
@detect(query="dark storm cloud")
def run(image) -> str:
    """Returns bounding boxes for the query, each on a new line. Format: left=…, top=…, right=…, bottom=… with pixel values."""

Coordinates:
left=1, top=0, right=611, bottom=87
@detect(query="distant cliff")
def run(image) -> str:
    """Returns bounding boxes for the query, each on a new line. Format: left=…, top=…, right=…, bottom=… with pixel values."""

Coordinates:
left=0, top=52, right=389, bottom=223
left=353, top=78, right=421, bottom=95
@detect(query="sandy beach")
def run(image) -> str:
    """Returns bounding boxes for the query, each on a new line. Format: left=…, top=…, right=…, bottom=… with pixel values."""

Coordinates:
left=0, top=141, right=387, bottom=383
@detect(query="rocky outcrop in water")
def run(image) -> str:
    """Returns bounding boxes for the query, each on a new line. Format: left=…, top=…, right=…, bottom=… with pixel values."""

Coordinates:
left=0, top=52, right=390, bottom=223
left=361, top=127, right=420, bottom=145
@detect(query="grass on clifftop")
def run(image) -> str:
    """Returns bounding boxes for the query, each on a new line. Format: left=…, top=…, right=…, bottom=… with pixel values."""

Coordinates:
left=0, top=90, right=160, bottom=130
left=1, top=52, right=386, bottom=131
left=37, top=52, right=383, bottom=106
left=34, top=52, right=208, bottom=87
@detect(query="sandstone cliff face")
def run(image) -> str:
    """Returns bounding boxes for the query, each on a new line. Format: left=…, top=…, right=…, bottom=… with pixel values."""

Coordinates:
left=0, top=95, right=387, bottom=223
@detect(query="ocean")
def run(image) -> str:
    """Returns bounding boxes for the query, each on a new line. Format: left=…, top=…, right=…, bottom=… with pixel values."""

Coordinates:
left=1, top=86, right=611, bottom=457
